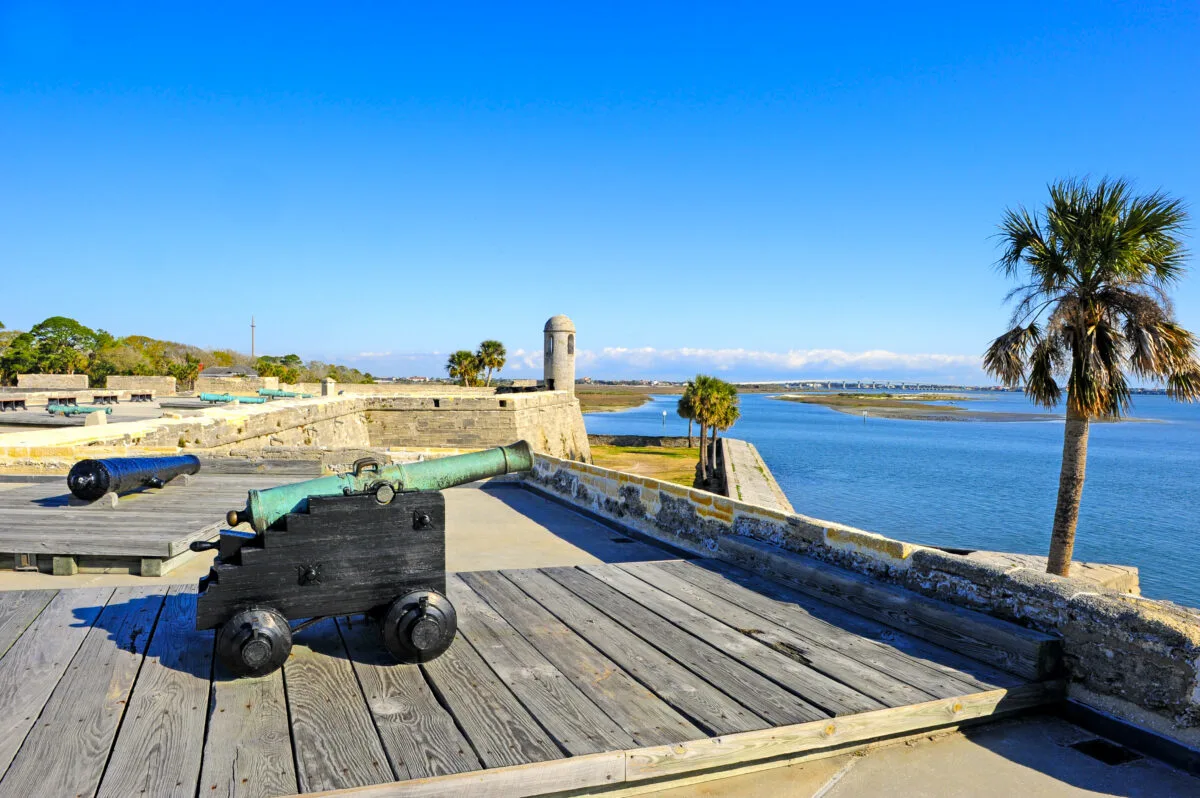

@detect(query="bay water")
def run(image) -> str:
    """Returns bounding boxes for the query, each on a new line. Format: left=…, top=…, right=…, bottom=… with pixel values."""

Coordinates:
left=584, top=392, right=1200, bottom=608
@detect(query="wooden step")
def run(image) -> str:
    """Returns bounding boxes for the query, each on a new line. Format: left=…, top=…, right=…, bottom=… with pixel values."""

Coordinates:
left=717, top=537, right=1062, bottom=681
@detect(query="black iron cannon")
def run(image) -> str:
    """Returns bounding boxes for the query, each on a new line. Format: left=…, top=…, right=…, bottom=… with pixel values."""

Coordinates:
left=193, top=441, right=534, bottom=677
left=67, top=454, right=202, bottom=501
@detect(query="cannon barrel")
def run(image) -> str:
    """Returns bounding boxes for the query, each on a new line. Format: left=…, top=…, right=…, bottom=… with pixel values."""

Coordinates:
left=199, top=393, right=268, bottom=404
left=228, top=440, right=534, bottom=532
left=67, top=454, right=202, bottom=501
left=258, top=389, right=314, bottom=399
left=47, top=404, right=111, bottom=416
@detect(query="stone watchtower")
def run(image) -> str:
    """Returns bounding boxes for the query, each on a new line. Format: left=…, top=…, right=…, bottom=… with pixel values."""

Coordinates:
left=543, top=314, right=576, bottom=394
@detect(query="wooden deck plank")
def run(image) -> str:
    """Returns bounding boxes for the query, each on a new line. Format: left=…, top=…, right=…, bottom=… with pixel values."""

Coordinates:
left=502, top=568, right=767, bottom=736
left=0, top=534, right=182, bottom=558
left=668, top=559, right=1018, bottom=695
left=620, top=561, right=939, bottom=707
left=0, top=589, right=55, bottom=658
left=0, top=586, right=112, bottom=775
left=693, top=557, right=1027, bottom=690
left=199, top=662, right=297, bottom=798
left=461, top=570, right=704, bottom=747
left=448, top=574, right=637, bottom=755
left=421, top=629, right=564, bottom=768
left=337, top=615, right=482, bottom=780
left=544, top=566, right=827, bottom=727
left=719, top=537, right=1061, bottom=680
left=0, top=586, right=166, bottom=798
left=295, top=751, right=627, bottom=798
left=624, top=680, right=1065, bottom=782
left=96, top=585, right=214, bottom=798
left=284, top=617, right=393, bottom=792
left=581, top=564, right=887, bottom=716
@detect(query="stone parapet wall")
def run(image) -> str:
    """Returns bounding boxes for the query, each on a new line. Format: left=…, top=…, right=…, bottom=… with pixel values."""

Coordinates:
left=17, top=374, right=89, bottom=390
left=363, top=391, right=590, bottom=461
left=105, top=375, right=177, bottom=394
left=0, top=390, right=591, bottom=470
left=0, top=397, right=370, bottom=472
left=524, top=453, right=1200, bottom=744
left=308, top=383, right=499, bottom=396
left=194, top=376, right=280, bottom=394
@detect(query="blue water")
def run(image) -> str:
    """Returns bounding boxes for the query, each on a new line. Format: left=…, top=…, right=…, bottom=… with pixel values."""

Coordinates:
left=585, top=392, right=1200, bottom=608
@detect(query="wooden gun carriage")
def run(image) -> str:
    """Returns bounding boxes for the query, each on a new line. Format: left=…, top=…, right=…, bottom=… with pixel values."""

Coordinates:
left=192, top=442, right=534, bottom=677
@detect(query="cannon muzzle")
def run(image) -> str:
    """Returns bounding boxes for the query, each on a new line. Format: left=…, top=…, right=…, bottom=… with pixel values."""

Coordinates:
left=230, top=441, right=535, bottom=532
left=68, top=455, right=202, bottom=501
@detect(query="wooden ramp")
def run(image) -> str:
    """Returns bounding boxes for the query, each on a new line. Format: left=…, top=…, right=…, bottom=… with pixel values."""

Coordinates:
left=0, top=560, right=1063, bottom=798
left=0, top=474, right=291, bottom=575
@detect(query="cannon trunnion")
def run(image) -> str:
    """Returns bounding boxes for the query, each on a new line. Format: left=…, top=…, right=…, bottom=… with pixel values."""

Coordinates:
left=196, top=490, right=455, bottom=677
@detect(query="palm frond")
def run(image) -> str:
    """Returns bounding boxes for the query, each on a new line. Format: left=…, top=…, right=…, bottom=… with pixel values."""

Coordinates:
left=983, top=323, right=1041, bottom=386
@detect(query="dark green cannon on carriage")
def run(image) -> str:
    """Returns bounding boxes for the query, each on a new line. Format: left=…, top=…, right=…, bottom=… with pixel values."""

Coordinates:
left=193, top=441, right=534, bottom=677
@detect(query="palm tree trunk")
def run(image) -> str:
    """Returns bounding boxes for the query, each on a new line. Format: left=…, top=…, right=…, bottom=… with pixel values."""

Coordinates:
left=1047, top=406, right=1090, bottom=577
left=709, top=426, right=718, bottom=474
left=697, top=421, right=707, bottom=482
left=687, top=419, right=693, bottom=448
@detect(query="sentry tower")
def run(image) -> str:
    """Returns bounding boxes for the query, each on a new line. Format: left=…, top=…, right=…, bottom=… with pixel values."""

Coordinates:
left=543, top=315, right=576, bottom=394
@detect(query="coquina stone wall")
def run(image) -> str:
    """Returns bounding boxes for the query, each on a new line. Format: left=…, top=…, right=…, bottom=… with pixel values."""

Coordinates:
left=194, top=376, right=280, bottom=394
left=105, top=375, right=177, bottom=394
left=16, top=374, right=89, bottom=390
left=0, top=391, right=590, bottom=470
left=524, top=453, right=1200, bottom=746
left=363, top=391, right=590, bottom=461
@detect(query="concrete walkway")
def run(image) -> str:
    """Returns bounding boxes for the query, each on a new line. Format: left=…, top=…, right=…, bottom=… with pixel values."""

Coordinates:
left=723, top=437, right=795, bottom=512
left=647, top=716, right=1198, bottom=797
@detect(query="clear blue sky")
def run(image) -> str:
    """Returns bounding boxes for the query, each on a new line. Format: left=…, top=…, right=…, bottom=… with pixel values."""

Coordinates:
left=2, top=1, right=1198, bottom=382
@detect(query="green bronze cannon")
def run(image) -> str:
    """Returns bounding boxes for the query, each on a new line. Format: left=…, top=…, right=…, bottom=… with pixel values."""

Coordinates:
left=47, top=403, right=111, bottom=416
left=257, top=388, right=314, bottom=399
left=194, top=441, right=534, bottom=677
left=199, top=392, right=268, bottom=404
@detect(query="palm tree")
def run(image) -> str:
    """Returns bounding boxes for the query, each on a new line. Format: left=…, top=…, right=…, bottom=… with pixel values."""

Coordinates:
left=708, top=382, right=741, bottom=474
left=984, top=178, right=1200, bottom=576
left=676, top=386, right=696, bottom=447
left=446, top=350, right=481, bottom=386
left=689, top=374, right=722, bottom=483
left=477, top=340, right=507, bottom=386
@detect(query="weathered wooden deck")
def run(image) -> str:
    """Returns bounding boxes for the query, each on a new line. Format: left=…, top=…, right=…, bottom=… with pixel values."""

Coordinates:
left=0, top=557, right=1062, bottom=798
left=0, top=474, right=289, bottom=575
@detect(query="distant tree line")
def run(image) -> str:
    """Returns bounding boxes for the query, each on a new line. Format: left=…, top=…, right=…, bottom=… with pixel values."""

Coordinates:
left=253, top=354, right=375, bottom=386
left=446, top=340, right=506, bottom=386
left=677, top=374, right=741, bottom=484
left=0, top=316, right=374, bottom=388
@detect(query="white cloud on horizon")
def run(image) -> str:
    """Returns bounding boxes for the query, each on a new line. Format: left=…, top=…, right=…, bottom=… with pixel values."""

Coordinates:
left=572, top=346, right=981, bottom=374
left=345, top=345, right=986, bottom=381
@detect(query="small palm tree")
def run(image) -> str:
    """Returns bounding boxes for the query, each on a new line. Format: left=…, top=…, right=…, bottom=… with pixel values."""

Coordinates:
left=677, top=386, right=696, bottom=447
left=688, top=374, right=723, bottom=483
left=477, top=340, right=507, bottom=386
left=985, top=178, right=1200, bottom=576
left=446, top=350, right=481, bottom=386
left=708, top=382, right=741, bottom=474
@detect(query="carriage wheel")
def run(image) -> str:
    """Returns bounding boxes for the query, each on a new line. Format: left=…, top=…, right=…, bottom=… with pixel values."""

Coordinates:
left=216, top=608, right=293, bottom=677
left=380, top=590, right=457, bottom=663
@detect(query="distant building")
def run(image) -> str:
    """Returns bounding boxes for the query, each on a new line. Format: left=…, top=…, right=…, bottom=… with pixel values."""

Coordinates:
left=198, top=365, right=258, bottom=378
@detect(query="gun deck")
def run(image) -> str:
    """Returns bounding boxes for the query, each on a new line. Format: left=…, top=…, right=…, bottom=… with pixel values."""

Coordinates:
left=0, top=546, right=1062, bottom=797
